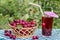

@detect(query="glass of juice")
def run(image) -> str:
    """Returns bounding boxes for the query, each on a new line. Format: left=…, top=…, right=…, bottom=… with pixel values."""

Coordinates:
left=42, top=16, right=53, bottom=36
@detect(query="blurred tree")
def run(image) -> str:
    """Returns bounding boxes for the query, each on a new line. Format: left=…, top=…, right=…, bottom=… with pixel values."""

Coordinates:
left=0, top=0, right=60, bottom=29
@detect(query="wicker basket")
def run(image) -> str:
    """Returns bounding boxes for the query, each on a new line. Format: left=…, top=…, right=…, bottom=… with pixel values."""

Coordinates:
left=10, top=25, right=38, bottom=38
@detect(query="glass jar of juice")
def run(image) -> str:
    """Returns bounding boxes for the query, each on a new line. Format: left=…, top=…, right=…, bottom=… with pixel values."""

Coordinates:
left=42, top=16, right=53, bottom=36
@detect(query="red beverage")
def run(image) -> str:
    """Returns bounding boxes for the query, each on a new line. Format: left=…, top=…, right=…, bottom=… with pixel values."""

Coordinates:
left=42, top=16, right=53, bottom=36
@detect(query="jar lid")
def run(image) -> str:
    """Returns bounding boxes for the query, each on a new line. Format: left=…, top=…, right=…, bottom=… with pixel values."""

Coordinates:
left=44, top=11, right=59, bottom=18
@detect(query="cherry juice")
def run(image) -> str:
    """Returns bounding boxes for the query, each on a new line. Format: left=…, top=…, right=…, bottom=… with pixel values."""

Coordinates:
left=42, top=16, right=53, bottom=36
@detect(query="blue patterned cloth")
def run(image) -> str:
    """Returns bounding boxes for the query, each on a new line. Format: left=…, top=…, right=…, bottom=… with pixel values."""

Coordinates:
left=0, top=29, right=60, bottom=40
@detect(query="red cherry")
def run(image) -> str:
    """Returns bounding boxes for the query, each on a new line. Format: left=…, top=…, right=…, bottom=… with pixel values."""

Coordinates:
left=9, top=30, right=12, bottom=34
left=4, top=33, right=8, bottom=36
left=31, top=20, right=36, bottom=24
left=22, top=25, right=27, bottom=28
left=4, top=30, right=8, bottom=33
left=35, top=36, right=39, bottom=39
left=9, top=22, right=13, bottom=26
left=16, top=20, right=20, bottom=23
left=32, top=36, right=36, bottom=39
left=14, top=20, right=20, bottom=24
left=42, top=23, right=46, bottom=27
left=13, top=23, right=17, bottom=27
left=30, top=24, right=34, bottom=27
left=4, top=30, right=12, bottom=36
left=12, top=35, right=16, bottom=39
left=24, top=21, right=27, bottom=25
left=9, top=34, right=13, bottom=38
left=4, top=32, right=10, bottom=36
left=14, top=20, right=17, bottom=23
left=22, top=22, right=25, bottom=25
left=27, top=24, right=31, bottom=27
left=32, top=36, right=39, bottom=39
left=19, top=20, right=23, bottom=24
left=10, top=22, right=17, bottom=27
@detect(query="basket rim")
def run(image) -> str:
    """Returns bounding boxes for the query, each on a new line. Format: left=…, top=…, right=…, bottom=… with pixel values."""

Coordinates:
left=9, top=24, right=38, bottom=29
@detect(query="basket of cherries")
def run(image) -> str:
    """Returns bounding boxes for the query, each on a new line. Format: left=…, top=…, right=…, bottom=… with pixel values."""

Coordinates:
left=9, top=18, right=38, bottom=38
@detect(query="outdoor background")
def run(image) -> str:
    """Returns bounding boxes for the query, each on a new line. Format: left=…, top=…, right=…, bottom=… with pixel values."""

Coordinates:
left=0, top=0, right=60, bottom=29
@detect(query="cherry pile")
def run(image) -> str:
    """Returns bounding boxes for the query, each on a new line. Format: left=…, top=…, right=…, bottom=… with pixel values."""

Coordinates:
left=32, top=36, right=39, bottom=40
left=4, top=30, right=16, bottom=40
left=9, top=19, right=36, bottom=28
